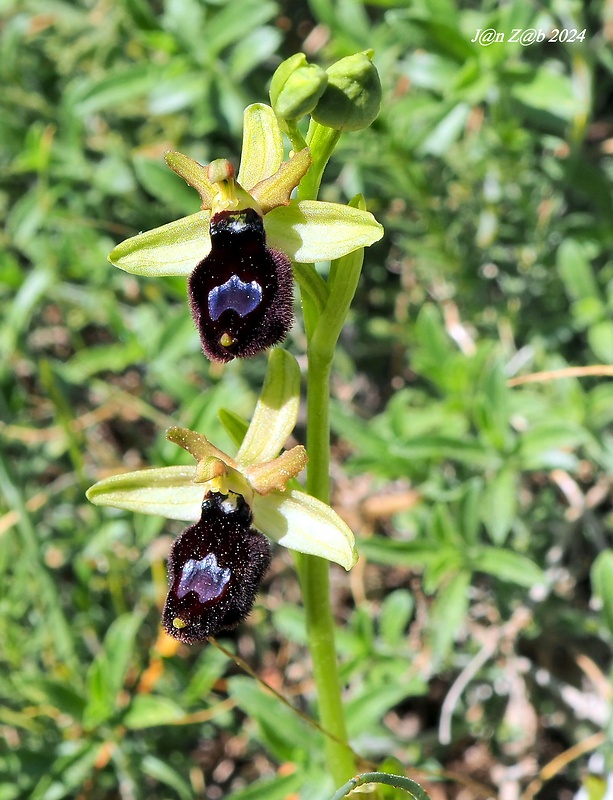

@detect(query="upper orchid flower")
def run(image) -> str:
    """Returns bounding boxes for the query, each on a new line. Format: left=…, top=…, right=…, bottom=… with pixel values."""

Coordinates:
left=109, top=103, right=383, bottom=362
left=86, top=351, right=357, bottom=643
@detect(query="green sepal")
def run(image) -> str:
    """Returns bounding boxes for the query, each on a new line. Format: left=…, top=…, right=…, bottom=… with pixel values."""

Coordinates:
left=236, top=349, right=301, bottom=467
left=237, top=103, right=283, bottom=191
left=265, top=200, right=383, bottom=263
left=108, top=211, right=210, bottom=277
left=86, top=466, right=203, bottom=521
left=252, top=489, right=358, bottom=570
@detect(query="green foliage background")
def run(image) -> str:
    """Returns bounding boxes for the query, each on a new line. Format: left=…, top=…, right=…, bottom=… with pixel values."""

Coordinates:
left=2, top=0, right=613, bottom=798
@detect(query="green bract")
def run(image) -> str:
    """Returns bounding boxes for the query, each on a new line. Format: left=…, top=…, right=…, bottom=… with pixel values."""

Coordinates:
left=108, top=104, right=383, bottom=278
left=86, top=351, right=358, bottom=571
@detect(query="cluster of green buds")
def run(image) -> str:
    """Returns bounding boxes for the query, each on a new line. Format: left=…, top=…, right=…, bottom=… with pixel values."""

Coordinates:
left=88, top=51, right=383, bottom=644
left=270, top=50, right=381, bottom=132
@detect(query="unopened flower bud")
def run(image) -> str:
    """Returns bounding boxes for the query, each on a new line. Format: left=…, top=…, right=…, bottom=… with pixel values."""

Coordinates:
left=270, top=53, right=328, bottom=122
left=311, top=50, right=382, bottom=132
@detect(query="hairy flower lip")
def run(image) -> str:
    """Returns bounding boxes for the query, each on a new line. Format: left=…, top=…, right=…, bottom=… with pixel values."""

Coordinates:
left=162, top=490, right=272, bottom=644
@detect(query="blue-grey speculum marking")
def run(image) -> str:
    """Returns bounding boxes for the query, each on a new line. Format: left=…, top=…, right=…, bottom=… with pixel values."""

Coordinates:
left=177, top=554, right=231, bottom=603
left=208, top=275, right=263, bottom=320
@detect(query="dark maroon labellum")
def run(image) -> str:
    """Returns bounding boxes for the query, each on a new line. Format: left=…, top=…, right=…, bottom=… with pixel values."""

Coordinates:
left=162, top=491, right=272, bottom=644
left=188, top=208, right=293, bottom=362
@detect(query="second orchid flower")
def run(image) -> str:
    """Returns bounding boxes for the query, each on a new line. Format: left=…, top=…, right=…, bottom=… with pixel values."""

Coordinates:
left=87, top=351, right=357, bottom=643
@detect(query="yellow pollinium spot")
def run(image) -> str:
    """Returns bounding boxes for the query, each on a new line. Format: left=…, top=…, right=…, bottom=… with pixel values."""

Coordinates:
left=173, top=617, right=187, bottom=630
left=220, top=332, right=234, bottom=347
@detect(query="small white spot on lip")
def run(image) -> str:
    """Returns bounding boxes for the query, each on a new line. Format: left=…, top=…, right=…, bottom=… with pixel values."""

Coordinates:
left=225, top=218, right=249, bottom=233
left=221, top=498, right=237, bottom=514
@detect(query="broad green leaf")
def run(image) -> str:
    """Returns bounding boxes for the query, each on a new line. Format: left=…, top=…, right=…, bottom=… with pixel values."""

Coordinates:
left=68, top=65, right=163, bottom=114
left=218, top=408, right=250, bottom=449
left=411, top=304, right=453, bottom=382
left=592, top=550, right=613, bottom=638
left=475, top=547, right=544, bottom=587
left=401, top=52, right=459, bottom=93
left=273, top=605, right=308, bottom=646
left=461, top=478, right=482, bottom=545
left=475, top=360, right=511, bottom=450
left=228, top=27, right=282, bottom=82
left=203, top=1, right=277, bottom=59
left=226, top=772, right=304, bottom=800
left=84, top=612, right=144, bottom=727
left=27, top=679, right=86, bottom=722
left=359, top=538, right=440, bottom=569
left=30, top=744, right=101, bottom=800
left=380, top=590, right=414, bottom=647
left=61, top=339, right=145, bottom=382
left=572, top=296, right=606, bottom=330
left=511, top=66, right=579, bottom=121
left=228, top=676, right=318, bottom=763
left=183, top=646, right=230, bottom=706
left=589, top=384, right=613, bottom=428
left=481, top=467, right=518, bottom=546
left=519, top=420, right=591, bottom=469
left=345, top=683, right=420, bottom=735
left=418, top=102, right=471, bottom=156
left=431, top=503, right=461, bottom=546
left=123, top=695, right=186, bottom=729
left=393, top=436, right=497, bottom=468
left=141, top=755, right=193, bottom=800
left=588, top=320, right=613, bottom=364
left=422, top=546, right=464, bottom=593
left=557, top=239, right=599, bottom=301
left=426, top=571, right=471, bottom=662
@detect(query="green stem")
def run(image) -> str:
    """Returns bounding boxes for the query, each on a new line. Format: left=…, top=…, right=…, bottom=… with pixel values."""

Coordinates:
left=284, top=119, right=308, bottom=154
left=298, top=123, right=341, bottom=202
left=296, top=118, right=357, bottom=786
left=300, top=350, right=356, bottom=786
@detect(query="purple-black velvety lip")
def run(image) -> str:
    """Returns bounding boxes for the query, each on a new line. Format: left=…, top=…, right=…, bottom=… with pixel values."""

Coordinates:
left=162, top=491, right=272, bottom=644
left=188, top=208, right=293, bottom=362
